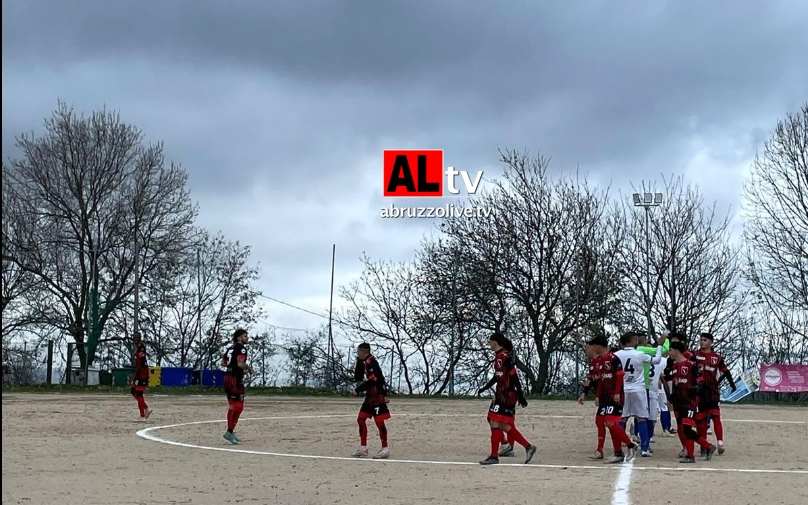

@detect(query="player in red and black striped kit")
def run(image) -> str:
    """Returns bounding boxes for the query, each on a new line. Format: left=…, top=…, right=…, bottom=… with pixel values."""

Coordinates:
left=578, top=340, right=606, bottom=460
left=131, top=338, right=152, bottom=421
left=222, top=328, right=252, bottom=445
left=579, top=334, right=638, bottom=463
left=694, top=332, right=736, bottom=454
left=351, top=342, right=392, bottom=459
left=478, top=332, right=537, bottom=465
left=666, top=340, right=716, bottom=463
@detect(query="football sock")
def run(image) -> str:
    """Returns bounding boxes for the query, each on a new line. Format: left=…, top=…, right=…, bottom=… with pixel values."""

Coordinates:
left=637, top=418, right=650, bottom=451
left=596, top=416, right=607, bottom=452
left=508, top=426, right=530, bottom=448
left=660, top=411, right=671, bottom=431
left=374, top=417, right=388, bottom=448
left=490, top=428, right=502, bottom=458
left=358, top=417, right=368, bottom=446
left=713, top=415, right=724, bottom=442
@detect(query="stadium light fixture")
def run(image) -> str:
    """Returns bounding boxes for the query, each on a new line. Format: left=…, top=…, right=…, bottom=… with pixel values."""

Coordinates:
left=632, top=192, right=664, bottom=207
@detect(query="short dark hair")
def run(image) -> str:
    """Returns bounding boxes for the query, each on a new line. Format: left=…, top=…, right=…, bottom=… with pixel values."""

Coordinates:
left=358, top=342, right=371, bottom=351
left=700, top=332, right=714, bottom=341
left=587, top=335, right=608, bottom=347
left=620, top=331, right=639, bottom=346
left=670, top=331, right=687, bottom=342
left=232, top=328, right=247, bottom=342
left=670, top=340, right=687, bottom=353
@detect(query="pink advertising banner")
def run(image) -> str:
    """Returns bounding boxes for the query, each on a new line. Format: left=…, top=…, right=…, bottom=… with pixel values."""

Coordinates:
left=758, top=364, right=808, bottom=392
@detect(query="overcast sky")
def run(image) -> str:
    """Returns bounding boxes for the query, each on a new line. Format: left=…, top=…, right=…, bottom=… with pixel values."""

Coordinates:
left=3, top=1, right=807, bottom=334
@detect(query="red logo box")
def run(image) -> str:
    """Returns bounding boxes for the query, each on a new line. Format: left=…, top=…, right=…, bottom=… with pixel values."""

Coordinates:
left=383, top=149, right=443, bottom=197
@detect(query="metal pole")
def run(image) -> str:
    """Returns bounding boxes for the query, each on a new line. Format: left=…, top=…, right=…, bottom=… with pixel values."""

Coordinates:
left=327, top=243, right=336, bottom=389
left=133, top=234, right=140, bottom=342
left=197, top=248, right=203, bottom=388
left=46, top=340, right=53, bottom=385
left=645, top=206, right=652, bottom=338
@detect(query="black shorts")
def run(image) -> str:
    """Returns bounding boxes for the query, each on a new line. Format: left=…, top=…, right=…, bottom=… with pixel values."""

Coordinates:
left=360, top=400, right=391, bottom=420
left=132, top=378, right=148, bottom=387
left=674, top=403, right=699, bottom=422
left=596, top=402, right=623, bottom=417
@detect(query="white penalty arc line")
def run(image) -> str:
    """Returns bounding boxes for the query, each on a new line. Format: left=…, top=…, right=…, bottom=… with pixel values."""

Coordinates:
left=135, top=414, right=808, bottom=475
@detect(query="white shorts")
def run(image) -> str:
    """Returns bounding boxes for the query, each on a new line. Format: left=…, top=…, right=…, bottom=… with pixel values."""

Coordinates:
left=658, top=389, right=669, bottom=412
left=647, top=391, right=660, bottom=421
left=622, top=389, right=650, bottom=418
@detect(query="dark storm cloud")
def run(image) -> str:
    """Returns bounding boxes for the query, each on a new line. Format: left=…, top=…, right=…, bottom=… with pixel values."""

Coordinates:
left=4, top=0, right=807, bottom=327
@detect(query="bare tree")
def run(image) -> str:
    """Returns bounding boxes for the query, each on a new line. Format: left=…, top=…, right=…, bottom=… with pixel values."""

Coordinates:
left=4, top=103, right=196, bottom=371
left=340, top=255, right=419, bottom=394
left=451, top=150, right=623, bottom=393
left=745, top=103, right=808, bottom=356
left=618, top=176, right=743, bottom=343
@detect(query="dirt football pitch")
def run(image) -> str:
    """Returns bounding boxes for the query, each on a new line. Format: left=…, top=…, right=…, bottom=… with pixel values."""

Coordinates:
left=2, top=393, right=807, bottom=505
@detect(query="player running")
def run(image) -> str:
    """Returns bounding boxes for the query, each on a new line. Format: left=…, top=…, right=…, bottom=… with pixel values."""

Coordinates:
left=579, top=334, right=638, bottom=463
left=666, top=340, right=716, bottom=463
left=130, top=336, right=152, bottom=421
left=694, top=332, right=736, bottom=454
left=615, top=331, right=665, bottom=457
left=222, top=328, right=252, bottom=445
left=352, top=342, right=392, bottom=459
left=478, top=332, right=536, bottom=466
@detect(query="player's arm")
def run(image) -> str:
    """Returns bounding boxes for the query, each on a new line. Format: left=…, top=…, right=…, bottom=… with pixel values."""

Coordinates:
left=478, top=374, right=498, bottom=395
left=514, top=372, right=528, bottom=407
left=612, top=356, right=624, bottom=403
left=356, top=359, right=382, bottom=393
left=578, top=366, right=597, bottom=404
left=718, top=357, right=737, bottom=391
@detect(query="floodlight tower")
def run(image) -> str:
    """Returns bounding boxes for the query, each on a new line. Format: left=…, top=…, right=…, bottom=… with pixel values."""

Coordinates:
left=632, top=192, right=664, bottom=338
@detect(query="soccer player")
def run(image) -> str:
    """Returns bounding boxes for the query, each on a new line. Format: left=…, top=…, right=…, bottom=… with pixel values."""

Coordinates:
left=580, top=334, right=638, bottom=463
left=493, top=338, right=530, bottom=459
left=578, top=341, right=607, bottom=460
left=666, top=340, right=716, bottom=463
left=615, top=331, right=665, bottom=457
left=694, top=332, right=736, bottom=454
left=478, top=332, right=536, bottom=466
left=631, top=331, right=670, bottom=447
left=130, top=337, right=152, bottom=421
left=352, top=342, right=392, bottom=459
left=222, top=328, right=252, bottom=445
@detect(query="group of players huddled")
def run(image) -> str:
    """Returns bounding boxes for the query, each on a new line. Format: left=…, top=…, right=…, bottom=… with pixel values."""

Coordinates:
left=577, top=328, right=736, bottom=464
left=129, top=324, right=736, bottom=466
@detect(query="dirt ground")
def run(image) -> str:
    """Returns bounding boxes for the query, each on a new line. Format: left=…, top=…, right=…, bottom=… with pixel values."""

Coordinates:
left=2, top=393, right=807, bottom=505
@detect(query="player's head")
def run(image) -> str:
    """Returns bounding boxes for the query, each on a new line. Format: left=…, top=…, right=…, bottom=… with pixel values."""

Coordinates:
left=669, top=331, right=687, bottom=345
left=619, top=331, right=639, bottom=348
left=232, top=328, right=248, bottom=344
left=488, top=331, right=512, bottom=352
left=636, top=332, right=649, bottom=346
left=136, top=340, right=146, bottom=352
left=669, top=340, right=687, bottom=359
left=357, top=342, right=371, bottom=359
left=586, top=334, right=608, bottom=355
left=699, top=332, right=714, bottom=350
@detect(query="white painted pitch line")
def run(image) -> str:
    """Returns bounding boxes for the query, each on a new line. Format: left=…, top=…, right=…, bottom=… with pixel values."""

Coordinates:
left=612, top=459, right=633, bottom=505
left=135, top=415, right=808, bottom=475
